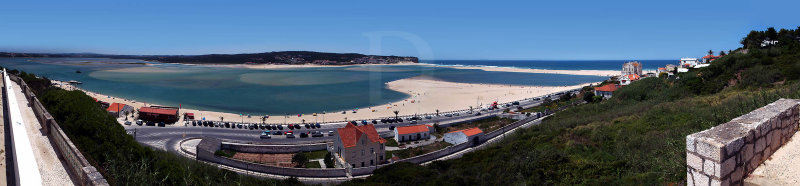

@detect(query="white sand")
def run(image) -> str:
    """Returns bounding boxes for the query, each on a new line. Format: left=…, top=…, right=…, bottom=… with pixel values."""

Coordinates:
left=53, top=77, right=599, bottom=124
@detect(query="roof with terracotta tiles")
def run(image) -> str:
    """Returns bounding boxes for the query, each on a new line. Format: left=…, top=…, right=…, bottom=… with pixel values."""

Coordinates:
left=337, top=123, right=385, bottom=148
left=396, top=125, right=431, bottom=135
left=139, top=106, right=178, bottom=116
left=107, top=103, right=127, bottom=112
left=594, top=84, right=619, bottom=92
left=446, top=127, right=483, bottom=137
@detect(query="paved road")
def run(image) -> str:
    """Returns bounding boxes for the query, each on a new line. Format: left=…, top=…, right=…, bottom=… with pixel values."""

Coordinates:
left=129, top=89, right=579, bottom=152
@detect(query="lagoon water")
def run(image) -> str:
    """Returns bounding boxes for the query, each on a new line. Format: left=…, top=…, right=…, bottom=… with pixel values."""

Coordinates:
left=0, top=58, right=615, bottom=115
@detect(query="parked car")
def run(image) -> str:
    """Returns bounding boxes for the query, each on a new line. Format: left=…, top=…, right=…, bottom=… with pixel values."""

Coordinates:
left=286, top=134, right=295, bottom=138
left=300, top=132, right=309, bottom=138
left=361, top=120, right=367, bottom=125
left=315, top=123, right=321, bottom=128
left=328, top=131, right=335, bottom=136
left=513, top=101, right=520, bottom=105
left=288, top=124, right=294, bottom=130
left=389, top=126, right=395, bottom=130
left=158, top=122, right=165, bottom=127
left=277, top=125, right=284, bottom=130
left=260, top=131, right=271, bottom=139
left=410, top=120, right=417, bottom=124
left=454, top=113, right=460, bottom=116
left=475, top=112, right=482, bottom=116
left=294, top=124, right=300, bottom=129
left=272, top=131, right=283, bottom=135
left=191, top=121, right=197, bottom=126
left=397, top=118, right=403, bottom=122
left=124, top=121, right=132, bottom=125
left=146, top=121, right=155, bottom=126
left=286, top=130, right=294, bottom=135
left=305, top=124, right=310, bottom=129
left=312, top=131, right=324, bottom=137
left=372, top=120, right=378, bottom=124
left=425, top=115, right=432, bottom=119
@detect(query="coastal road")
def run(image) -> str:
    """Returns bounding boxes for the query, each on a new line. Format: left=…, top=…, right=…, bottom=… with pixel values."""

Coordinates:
left=128, top=88, right=579, bottom=152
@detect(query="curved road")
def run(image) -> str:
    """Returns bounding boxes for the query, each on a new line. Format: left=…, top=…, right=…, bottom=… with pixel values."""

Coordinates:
left=128, top=89, right=578, bottom=153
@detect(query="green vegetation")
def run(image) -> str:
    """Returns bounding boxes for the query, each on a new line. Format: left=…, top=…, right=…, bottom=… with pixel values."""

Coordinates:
left=292, top=152, right=308, bottom=168
left=324, top=153, right=335, bottom=168
left=437, top=116, right=516, bottom=135
left=384, top=137, right=399, bottom=147
left=305, top=150, right=329, bottom=160
left=2, top=67, right=296, bottom=185
left=305, top=161, right=322, bottom=169
left=214, top=149, right=235, bottom=158
left=344, top=27, right=800, bottom=185
left=388, top=141, right=452, bottom=159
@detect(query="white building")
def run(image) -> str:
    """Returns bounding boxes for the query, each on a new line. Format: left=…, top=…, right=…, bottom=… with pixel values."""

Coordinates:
left=443, top=128, right=483, bottom=145
left=680, top=58, right=699, bottom=68
left=394, top=124, right=433, bottom=142
left=622, top=61, right=643, bottom=76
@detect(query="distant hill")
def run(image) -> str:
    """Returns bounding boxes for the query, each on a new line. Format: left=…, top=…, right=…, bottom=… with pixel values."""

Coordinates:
left=0, top=51, right=419, bottom=65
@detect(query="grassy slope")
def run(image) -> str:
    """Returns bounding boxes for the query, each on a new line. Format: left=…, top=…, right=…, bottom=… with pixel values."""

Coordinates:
left=342, top=28, right=800, bottom=185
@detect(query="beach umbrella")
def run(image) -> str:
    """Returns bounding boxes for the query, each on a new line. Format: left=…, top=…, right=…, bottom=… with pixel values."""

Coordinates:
left=298, top=114, right=302, bottom=117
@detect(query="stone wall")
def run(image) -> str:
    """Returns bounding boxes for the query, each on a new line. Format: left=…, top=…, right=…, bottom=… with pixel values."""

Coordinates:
left=221, top=141, right=328, bottom=154
left=686, top=98, right=800, bottom=186
left=6, top=75, right=109, bottom=185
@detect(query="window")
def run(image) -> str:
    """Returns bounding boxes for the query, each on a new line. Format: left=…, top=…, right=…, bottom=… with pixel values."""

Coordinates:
left=362, top=138, right=365, bottom=145
left=361, top=149, right=364, bottom=156
left=361, top=162, right=365, bottom=167
left=370, top=148, right=374, bottom=154
left=370, top=160, right=374, bottom=166
left=380, top=155, right=383, bottom=160
left=352, top=164, right=356, bottom=168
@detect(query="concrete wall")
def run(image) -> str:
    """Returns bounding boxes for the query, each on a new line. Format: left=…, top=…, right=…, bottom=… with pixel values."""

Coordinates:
left=221, top=142, right=328, bottom=154
left=686, top=98, right=800, bottom=186
left=195, top=137, right=349, bottom=177
left=7, top=74, right=109, bottom=185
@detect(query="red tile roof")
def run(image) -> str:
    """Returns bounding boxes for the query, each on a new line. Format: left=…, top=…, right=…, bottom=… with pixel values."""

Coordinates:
left=139, top=107, right=178, bottom=116
left=337, top=123, right=385, bottom=148
left=626, top=74, right=640, bottom=81
left=595, top=84, right=619, bottom=92
left=447, top=127, right=483, bottom=137
left=107, top=103, right=126, bottom=112
left=396, top=125, right=431, bottom=135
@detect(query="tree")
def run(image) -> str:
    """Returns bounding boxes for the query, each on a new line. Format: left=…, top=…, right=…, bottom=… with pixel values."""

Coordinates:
left=220, top=116, right=224, bottom=122
left=583, top=92, right=596, bottom=103
left=708, top=50, right=713, bottom=55
left=766, top=27, right=777, bottom=39
left=719, top=51, right=726, bottom=56
left=324, top=153, right=334, bottom=168
left=658, top=72, right=668, bottom=78
left=292, top=152, right=308, bottom=168
left=436, top=109, right=440, bottom=116
left=393, top=110, right=399, bottom=119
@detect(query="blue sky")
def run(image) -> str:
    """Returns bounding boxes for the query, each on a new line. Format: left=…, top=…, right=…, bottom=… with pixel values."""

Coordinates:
left=1, top=0, right=797, bottom=60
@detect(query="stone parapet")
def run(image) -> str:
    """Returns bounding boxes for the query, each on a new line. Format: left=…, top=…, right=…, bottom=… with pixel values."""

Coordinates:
left=686, top=98, right=799, bottom=186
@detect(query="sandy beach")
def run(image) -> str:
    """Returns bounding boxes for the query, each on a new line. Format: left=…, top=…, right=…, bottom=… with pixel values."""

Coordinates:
left=54, top=76, right=599, bottom=125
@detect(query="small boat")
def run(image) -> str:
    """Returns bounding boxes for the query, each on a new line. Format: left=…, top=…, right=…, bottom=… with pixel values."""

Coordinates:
left=75, top=70, right=82, bottom=73
left=67, top=80, right=82, bottom=84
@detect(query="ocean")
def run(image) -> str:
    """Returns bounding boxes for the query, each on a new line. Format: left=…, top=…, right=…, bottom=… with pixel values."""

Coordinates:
left=421, top=59, right=677, bottom=71
left=0, top=58, right=660, bottom=115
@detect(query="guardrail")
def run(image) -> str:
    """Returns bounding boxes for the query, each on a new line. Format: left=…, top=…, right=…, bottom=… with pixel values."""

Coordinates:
left=5, top=72, right=108, bottom=186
